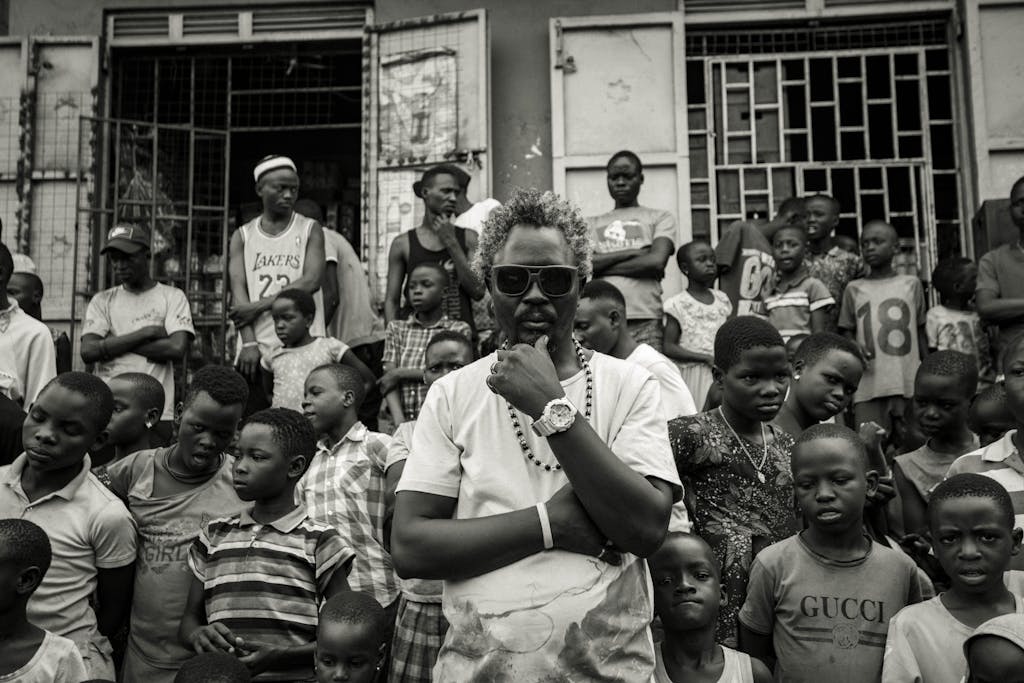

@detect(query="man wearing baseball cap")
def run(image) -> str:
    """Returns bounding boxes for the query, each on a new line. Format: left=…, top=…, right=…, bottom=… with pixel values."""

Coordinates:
left=80, top=223, right=194, bottom=445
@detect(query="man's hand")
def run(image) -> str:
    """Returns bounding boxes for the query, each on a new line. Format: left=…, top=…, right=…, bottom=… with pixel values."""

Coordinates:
left=431, top=215, right=459, bottom=247
left=486, top=335, right=565, bottom=420
left=378, top=368, right=408, bottom=395
left=229, top=300, right=265, bottom=328
left=187, top=623, right=244, bottom=654
left=236, top=345, right=261, bottom=382
left=867, top=475, right=895, bottom=508
left=546, top=485, right=620, bottom=565
left=236, top=640, right=283, bottom=675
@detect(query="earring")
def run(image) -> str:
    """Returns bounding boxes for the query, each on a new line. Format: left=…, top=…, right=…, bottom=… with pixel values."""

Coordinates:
left=793, top=373, right=801, bottom=381
left=145, top=420, right=155, bottom=429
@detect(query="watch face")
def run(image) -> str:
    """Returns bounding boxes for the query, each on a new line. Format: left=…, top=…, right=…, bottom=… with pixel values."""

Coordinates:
left=549, top=401, right=575, bottom=428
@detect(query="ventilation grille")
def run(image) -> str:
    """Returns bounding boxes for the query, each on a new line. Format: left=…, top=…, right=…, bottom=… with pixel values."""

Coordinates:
left=182, top=12, right=238, bottom=37
left=108, top=5, right=367, bottom=45
left=252, top=6, right=367, bottom=34
left=686, top=0, right=804, bottom=11
left=686, top=20, right=948, bottom=55
left=110, top=13, right=170, bottom=40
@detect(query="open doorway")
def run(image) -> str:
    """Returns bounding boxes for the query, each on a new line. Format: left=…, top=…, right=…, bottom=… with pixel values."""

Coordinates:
left=102, top=43, right=363, bottom=367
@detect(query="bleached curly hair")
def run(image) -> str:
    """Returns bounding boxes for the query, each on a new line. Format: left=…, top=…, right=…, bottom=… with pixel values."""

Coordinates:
left=472, top=187, right=593, bottom=282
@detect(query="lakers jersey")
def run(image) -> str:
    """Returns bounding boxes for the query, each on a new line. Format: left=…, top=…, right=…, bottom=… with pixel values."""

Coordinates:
left=240, top=213, right=325, bottom=354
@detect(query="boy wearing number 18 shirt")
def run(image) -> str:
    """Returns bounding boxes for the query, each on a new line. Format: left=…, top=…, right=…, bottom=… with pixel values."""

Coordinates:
left=839, top=221, right=926, bottom=442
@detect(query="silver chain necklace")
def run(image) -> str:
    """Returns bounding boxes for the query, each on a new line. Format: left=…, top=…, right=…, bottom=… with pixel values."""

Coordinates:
left=718, top=407, right=769, bottom=484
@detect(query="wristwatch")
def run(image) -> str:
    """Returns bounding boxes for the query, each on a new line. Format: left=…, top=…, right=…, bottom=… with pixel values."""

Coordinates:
left=531, top=397, right=578, bottom=437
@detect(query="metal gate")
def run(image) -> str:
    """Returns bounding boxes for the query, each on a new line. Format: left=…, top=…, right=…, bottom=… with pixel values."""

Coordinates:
left=686, top=44, right=961, bottom=277
left=74, top=116, right=231, bottom=370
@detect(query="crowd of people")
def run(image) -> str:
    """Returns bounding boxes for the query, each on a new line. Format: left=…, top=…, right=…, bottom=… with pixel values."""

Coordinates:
left=1, top=151, right=1024, bottom=683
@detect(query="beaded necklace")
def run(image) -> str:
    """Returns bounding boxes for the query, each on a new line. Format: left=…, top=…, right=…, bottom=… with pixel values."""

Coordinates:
left=505, top=339, right=593, bottom=472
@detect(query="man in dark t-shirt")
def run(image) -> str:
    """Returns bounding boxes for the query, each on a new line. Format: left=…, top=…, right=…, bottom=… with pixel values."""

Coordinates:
left=384, top=165, right=484, bottom=336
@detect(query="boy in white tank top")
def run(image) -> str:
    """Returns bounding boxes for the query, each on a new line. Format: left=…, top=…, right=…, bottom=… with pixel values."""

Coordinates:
left=650, top=532, right=772, bottom=683
left=228, top=155, right=327, bottom=385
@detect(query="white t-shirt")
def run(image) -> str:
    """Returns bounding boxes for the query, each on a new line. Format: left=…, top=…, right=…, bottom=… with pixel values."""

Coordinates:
left=82, top=283, right=195, bottom=420
left=398, top=351, right=682, bottom=681
left=0, top=631, right=87, bottom=683
left=239, top=213, right=325, bottom=354
left=626, top=343, right=697, bottom=419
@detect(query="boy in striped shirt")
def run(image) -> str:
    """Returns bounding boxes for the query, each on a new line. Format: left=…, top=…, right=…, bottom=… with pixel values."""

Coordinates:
left=180, top=408, right=354, bottom=681
left=765, top=225, right=834, bottom=342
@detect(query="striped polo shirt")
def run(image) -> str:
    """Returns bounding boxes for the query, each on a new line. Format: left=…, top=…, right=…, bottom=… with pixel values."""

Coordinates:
left=188, top=505, right=354, bottom=681
left=764, top=269, right=835, bottom=342
left=947, top=430, right=1024, bottom=573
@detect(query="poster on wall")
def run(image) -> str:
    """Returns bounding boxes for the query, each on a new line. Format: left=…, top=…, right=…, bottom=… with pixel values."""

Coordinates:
left=375, top=169, right=423, bottom=302
left=379, top=48, right=458, bottom=164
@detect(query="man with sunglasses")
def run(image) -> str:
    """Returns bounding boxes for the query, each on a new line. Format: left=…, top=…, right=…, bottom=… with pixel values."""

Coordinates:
left=587, top=150, right=678, bottom=353
left=392, top=187, right=681, bottom=681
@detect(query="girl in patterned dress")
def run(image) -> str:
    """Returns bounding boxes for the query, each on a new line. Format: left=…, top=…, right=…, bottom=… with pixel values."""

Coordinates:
left=663, top=241, right=733, bottom=409
left=669, top=316, right=799, bottom=646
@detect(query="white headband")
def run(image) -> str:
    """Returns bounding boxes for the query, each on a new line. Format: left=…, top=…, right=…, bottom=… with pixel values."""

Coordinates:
left=253, top=156, right=297, bottom=182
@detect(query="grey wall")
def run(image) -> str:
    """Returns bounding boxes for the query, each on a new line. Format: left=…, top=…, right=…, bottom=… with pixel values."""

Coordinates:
left=10, top=0, right=675, bottom=198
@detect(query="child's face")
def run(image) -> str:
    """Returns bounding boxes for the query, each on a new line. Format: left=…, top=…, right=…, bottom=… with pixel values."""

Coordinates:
left=407, top=266, right=445, bottom=313
left=303, top=369, right=352, bottom=436
left=772, top=228, right=806, bottom=274
left=913, top=372, right=970, bottom=440
left=423, top=341, right=473, bottom=387
left=967, top=635, right=1024, bottom=683
left=805, top=197, right=838, bottom=241
left=1002, top=351, right=1024, bottom=424
left=834, top=235, right=860, bottom=255
left=176, top=391, right=244, bottom=474
left=955, top=264, right=979, bottom=298
left=681, top=243, right=717, bottom=285
left=6, top=273, right=41, bottom=311
left=717, top=346, right=790, bottom=423
left=970, top=398, right=1015, bottom=447
left=105, top=378, right=153, bottom=447
left=931, top=496, right=1022, bottom=596
left=792, top=437, right=875, bottom=534
left=860, top=224, right=897, bottom=269
left=649, top=536, right=723, bottom=631
left=22, top=385, right=103, bottom=473
left=315, top=620, right=382, bottom=683
left=271, top=297, right=312, bottom=346
left=573, top=298, right=617, bottom=355
left=232, top=423, right=299, bottom=502
left=606, top=156, right=642, bottom=205
left=794, top=350, right=863, bottom=422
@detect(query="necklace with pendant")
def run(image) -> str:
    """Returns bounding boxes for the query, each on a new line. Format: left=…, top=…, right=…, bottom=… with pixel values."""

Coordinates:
left=504, top=339, right=593, bottom=472
left=718, top=407, right=769, bottom=484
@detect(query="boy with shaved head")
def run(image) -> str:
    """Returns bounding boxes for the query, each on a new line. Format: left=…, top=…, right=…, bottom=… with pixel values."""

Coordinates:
left=803, top=194, right=865, bottom=332
left=839, top=220, right=926, bottom=446
left=7, top=270, right=72, bottom=373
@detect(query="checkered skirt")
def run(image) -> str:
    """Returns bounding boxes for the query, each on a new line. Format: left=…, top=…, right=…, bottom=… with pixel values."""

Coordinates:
left=388, top=598, right=449, bottom=683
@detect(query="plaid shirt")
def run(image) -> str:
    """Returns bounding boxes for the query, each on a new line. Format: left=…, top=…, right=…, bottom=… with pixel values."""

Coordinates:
left=383, top=314, right=473, bottom=420
left=297, top=422, right=399, bottom=606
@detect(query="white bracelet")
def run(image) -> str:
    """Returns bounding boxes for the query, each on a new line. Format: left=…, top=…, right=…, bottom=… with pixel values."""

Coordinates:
left=536, top=502, right=553, bottom=550
left=241, top=341, right=259, bottom=349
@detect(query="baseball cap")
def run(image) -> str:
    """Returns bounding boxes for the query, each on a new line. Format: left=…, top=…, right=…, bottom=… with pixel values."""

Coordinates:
left=101, top=224, right=151, bottom=255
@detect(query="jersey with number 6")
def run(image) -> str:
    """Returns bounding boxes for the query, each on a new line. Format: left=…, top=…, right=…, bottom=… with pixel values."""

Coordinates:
left=839, top=275, right=925, bottom=403
left=240, top=212, right=325, bottom=354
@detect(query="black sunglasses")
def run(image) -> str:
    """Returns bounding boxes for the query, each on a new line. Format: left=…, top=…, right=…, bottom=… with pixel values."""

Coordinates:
left=490, top=265, right=578, bottom=298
